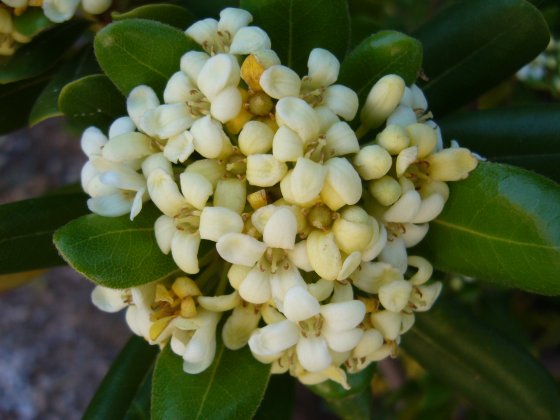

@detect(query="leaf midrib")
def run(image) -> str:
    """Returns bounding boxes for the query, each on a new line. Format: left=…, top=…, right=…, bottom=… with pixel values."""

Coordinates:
left=433, top=219, right=558, bottom=251
left=194, top=343, right=225, bottom=420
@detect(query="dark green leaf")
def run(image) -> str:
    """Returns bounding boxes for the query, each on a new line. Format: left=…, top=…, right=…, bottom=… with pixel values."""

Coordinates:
left=0, top=194, right=88, bottom=275
left=349, top=15, right=381, bottom=48
left=402, top=302, right=560, bottom=420
left=59, top=74, right=126, bottom=132
left=123, top=366, right=153, bottom=420
left=415, top=0, right=550, bottom=115
left=174, top=0, right=238, bottom=18
left=54, top=205, right=180, bottom=289
left=439, top=106, right=560, bottom=182
left=0, top=75, right=49, bottom=134
left=13, top=8, right=54, bottom=38
left=112, top=4, right=196, bottom=29
left=0, top=20, right=89, bottom=84
left=308, top=365, right=375, bottom=420
left=254, top=374, right=295, bottom=420
left=94, top=19, right=199, bottom=96
left=29, top=48, right=100, bottom=126
left=339, top=30, right=422, bottom=106
left=84, top=336, right=158, bottom=420
left=240, top=0, right=350, bottom=75
left=415, top=162, right=560, bottom=295
left=152, top=342, right=270, bottom=420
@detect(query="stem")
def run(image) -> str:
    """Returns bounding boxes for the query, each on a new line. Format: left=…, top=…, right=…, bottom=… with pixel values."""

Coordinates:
left=215, top=263, right=231, bottom=296
left=355, top=124, right=369, bottom=140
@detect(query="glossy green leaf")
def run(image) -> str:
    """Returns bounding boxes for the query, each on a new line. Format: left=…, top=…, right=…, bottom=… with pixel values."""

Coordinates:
left=13, top=8, right=54, bottom=38
left=59, top=74, right=126, bottom=132
left=0, top=75, right=49, bottom=134
left=324, top=390, right=373, bottom=420
left=29, top=48, right=100, bottom=126
left=0, top=20, right=89, bottom=84
left=439, top=106, right=560, bottom=182
left=339, top=30, right=422, bottom=106
left=112, top=4, right=196, bottom=29
left=84, top=336, right=158, bottom=420
left=123, top=366, right=153, bottom=420
left=254, top=374, right=295, bottom=420
left=415, top=0, right=550, bottom=115
left=152, top=342, right=271, bottom=420
left=54, top=205, right=180, bottom=289
left=240, top=0, right=350, bottom=76
left=174, top=0, right=238, bottom=18
left=402, top=302, right=560, bottom=420
left=415, top=162, right=560, bottom=295
left=0, top=194, right=88, bottom=275
left=94, top=19, right=199, bottom=96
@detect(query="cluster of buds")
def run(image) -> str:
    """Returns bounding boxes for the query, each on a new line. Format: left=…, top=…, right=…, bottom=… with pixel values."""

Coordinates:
left=86, top=8, right=478, bottom=388
left=0, top=0, right=111, bottom=55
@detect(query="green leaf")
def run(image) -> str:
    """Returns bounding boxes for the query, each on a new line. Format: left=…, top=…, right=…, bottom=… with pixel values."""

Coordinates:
left=439, top=106, right=560, bottom=182
left=59, top=74, right=126, bottom=132
left=240, top=0, right=350, bottom=76
left=174, top=0, right=238, bottom=18
left=54, top=205, right=180, bottom=289
left=338, top=30, right=422, bottom=106
left=13, top=8, right=54, bottom=38
left=415, top=162, right=560, bottom=295
left=123, top=366, right=154, bottom=420
left=308, top=365, right=375, bottom=420
left=0, top=75, right=49, bottom=134
left=112, top=4, right=196, bottom=29
left=0, top=20, right=89, bottom=84
left=152, top=342, right=271, bottom=420
left=94, top=19, right=199, bottom=96
left=84, top=336, right=159, bottom=420
left=254, top=374, right=295, bottom=420
left=402, top=302, right=560, bottom=420
left=0, top=193, right=88, bottom=275
left=29, top=48, right=100, bottom=126
left=414, top=0, right=550, bottom=115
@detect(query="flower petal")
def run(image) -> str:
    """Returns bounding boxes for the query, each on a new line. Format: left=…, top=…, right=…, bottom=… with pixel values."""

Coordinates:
left=217, top=233, right=267, bottom=267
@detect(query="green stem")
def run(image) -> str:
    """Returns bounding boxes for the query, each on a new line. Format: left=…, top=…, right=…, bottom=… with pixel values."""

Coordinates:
left=214, top=262, right=231, bottom=296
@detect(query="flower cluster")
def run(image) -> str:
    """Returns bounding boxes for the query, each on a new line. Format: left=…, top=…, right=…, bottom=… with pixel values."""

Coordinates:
left=0, top=0, right=111, bottom=55
left=85, top=8, right=478, bottom=388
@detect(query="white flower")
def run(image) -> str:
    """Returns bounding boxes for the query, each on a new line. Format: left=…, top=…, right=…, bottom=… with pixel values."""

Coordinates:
left=185, top=8, right=270, bottom=56
left=249, top=292, right=365, bottom=372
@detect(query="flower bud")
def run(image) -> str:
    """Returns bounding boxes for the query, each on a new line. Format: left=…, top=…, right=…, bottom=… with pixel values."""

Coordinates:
left=127, top=85, right=159, bottom=128
left=378, top=279, right=412, bottom=312
left=239, top=120, right=274, bottom=155
left=307, top=230, right=342, bottom=281
left=197, top=53, right=240, bottom=101
left=109, top=117, right=135, bottom=139
left=426, top=148, right=478, bottom=181
left=325, top=121, right=359, bottom=156
left=387, top=105, right=416, bottom=127
left=102, top=132, right=153, bottom=162
left=180, top=51, right=209, bottom=82
left=43, top=0, right=80, bottom=23
left=191, top=116, right=232, bottom=159
left=275, top=97, right=320, bottom=144
left=320, top=158, right=362, bottom=211
left=306, top=48, right=339, bottom=88
left=214, top=178, right=247, bottom=214
left=353, top=145, right=392, bottom=180
left=272, top=126, right=304, bottom=162
left=260, top=65, right=301, bottom=99
left=199, top=207, right=244, bottom=242
left=246, top=154, right=287, bottom=187
left=377, top=124, right=410, bottom=155
left=211, top=85, right=243, bottom=123
left=406, top=123, right=437, bottom=158
left=332, top=206, right=374, bottom=254
left=229, top=26, right=271, bottom=55
left=360, top=74, right=405, bottom=129
left=179, top=171, right=213, bottom=210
